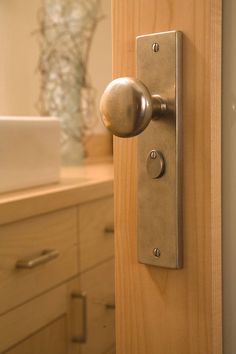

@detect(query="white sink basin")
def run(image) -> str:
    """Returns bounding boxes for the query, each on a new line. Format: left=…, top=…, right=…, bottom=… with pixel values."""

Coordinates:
left=0, top=117, right=60, bottom=193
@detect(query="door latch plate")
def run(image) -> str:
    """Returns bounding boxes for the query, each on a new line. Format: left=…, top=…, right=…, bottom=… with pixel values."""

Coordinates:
left=137, top=31, right=183, bottom=269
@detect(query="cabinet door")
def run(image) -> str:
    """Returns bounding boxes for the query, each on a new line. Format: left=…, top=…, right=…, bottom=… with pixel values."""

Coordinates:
left=78, top=197, right=114, bottom=272
left=5, top=316, right=68, bottom=354
left=68, top=259, right=115, bottom=354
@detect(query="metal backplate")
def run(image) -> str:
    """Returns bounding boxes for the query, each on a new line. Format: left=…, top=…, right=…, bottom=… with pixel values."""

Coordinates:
left=137, top=31, right=182, bottom=269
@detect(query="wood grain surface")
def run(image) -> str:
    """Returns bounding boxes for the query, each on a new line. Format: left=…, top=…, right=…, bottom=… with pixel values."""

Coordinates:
left=0, top=284, right=67, bottom=353
left=113, top=1, right=222, bottom=353
left=78, top=197, right=114, bottom=272
left=0, top=164, right=113, bottom=225
left=0, top=208, right=77, bottom=315
left=5, top=317, right=68, bottom=354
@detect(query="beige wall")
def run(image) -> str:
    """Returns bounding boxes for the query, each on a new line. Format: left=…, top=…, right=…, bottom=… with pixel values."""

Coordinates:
left=0, top=0, right=112, bottom=132
left=0, top=0, right=41, bottom=116
left=223, top=0, right=236, bottom=352
left=88, top=0, right=112, bottom=134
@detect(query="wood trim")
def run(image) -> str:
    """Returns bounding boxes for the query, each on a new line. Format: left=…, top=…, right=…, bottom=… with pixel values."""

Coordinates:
left=210, top=1, right=222, bottom=352
left=113, top=1, right=222, bottom=353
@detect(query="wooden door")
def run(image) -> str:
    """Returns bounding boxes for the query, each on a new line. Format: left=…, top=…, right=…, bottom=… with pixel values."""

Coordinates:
left=113, top=1, right=222, bottom=354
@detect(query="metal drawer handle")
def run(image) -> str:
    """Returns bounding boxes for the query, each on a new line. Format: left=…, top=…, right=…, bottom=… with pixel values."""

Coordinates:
left=104, top=224, right=114, bottom=234
left=105, top=302, right=116, bottom=310
left=71, top=292, right=87, bottom=344
left=15, top=249, right=59, bottom=269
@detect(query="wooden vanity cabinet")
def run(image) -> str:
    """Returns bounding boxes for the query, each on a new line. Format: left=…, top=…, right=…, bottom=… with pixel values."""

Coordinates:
left=0, top=192, right=114, bottom=354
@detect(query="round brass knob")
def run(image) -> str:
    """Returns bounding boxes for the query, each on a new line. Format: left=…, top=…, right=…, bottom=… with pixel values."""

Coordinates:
left=100, top=77, right=167, bottom=138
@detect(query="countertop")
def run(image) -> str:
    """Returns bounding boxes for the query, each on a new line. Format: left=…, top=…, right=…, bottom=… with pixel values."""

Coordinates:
left=0, top=163, right=114, bottom=225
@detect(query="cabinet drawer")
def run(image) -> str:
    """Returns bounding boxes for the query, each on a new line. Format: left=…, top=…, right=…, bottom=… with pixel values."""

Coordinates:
left=5, top=316, right=68, bottom=354
left=78, top=197, right=114, bottom=272
left=0, top=284, right=68, bottom=353
left=0, top=208, right=78, bottom=315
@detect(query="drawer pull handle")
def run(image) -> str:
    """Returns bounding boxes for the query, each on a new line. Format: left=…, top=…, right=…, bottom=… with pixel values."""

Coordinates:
left=15, top=249, right=59, bottom=269
left=105, top=302, right=116, bottom=310
left=71, top=292, right=87, bottom=344
left=104, top=225, right=114, bottom=234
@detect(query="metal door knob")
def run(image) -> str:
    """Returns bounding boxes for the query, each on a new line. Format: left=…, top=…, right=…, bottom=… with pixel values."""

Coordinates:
left=100, top=77, right=167, bottom=138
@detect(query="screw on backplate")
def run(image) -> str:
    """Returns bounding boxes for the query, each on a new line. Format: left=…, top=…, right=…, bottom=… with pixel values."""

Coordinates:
left=152, top=42, right=160, bottom=52
left=150, top=150, right=157, bottom=159
left=153, top=248, right=161, bottom=257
